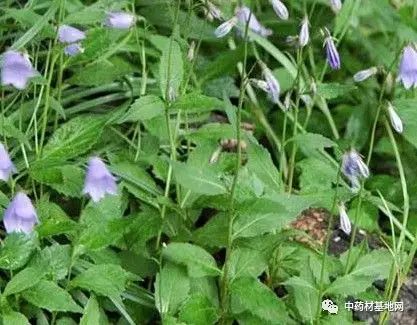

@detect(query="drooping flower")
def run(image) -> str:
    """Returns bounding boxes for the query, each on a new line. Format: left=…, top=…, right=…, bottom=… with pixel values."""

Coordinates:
left=342, top=149, right=370, bottom=191
left=397, top=45, right=417, bottom=89
left=57, top=25, right=85, bottom=44
left=329, top=0, right=343, bottom=13
left=338, top=203, right=351, bottom=235
left=323, top=30, right=341, bottom=70
left=187, top=41, right=196, bottom=61
left=387, top=102, right=403, bottom=134
left=250, top=78, right=269, bottom=92
left=1, top=51, right=37, bottom=90
left=64, top=43, right=84, bottom=56
left=235, top=6, right=272, bottom=37
left=0, top=143, right=16, bottom=181
left=270, top=0, right=289, bottom=20
left=214, top=17, right=237, bottom=38
left=105, top=11, right=136, bottom=29
left=3, top=192, right=38, bottom=234
left=83, top=157, right=117, bottom=202
left=207, top=1, right=222, bottom=20
left=260, top=62, right=280, bottom=104
left=353, top=67, right=378, bottom=82
left=299, top=16, right=310, bottom=47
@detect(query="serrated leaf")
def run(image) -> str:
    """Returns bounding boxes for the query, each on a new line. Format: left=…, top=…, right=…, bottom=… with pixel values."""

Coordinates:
left=71, top=264, right=130, bottom=298
left=172, top=161, right=227, bottom=195
left=69, top=58, right=132, bottom=86
left=4, top=266, right=46, bottom=296
left=298, top=158, right=338, bottom=192
left=233, top=195, right=311, bottom=238
left=9, top=0, right=59, bottom=51
left=22, top=280, right=82, bottom=313
left=228, top=248, right=268, bottom=279
left=36, top=199, right=78, bottom=237
left=230, top=277, right=288, bottom=324
left=293, top=133, right=336, bottom=157
left=159, top=39, right=183, bottom=99
left=171, top=93, right=224, bottom=113
left=246, top=143, right=281, bottom=192
left=155, top=263, right=190, bottom=316
left=2, top=311, right=30, bottom=325
left=0, top=233, right=37, bottom=270
left=30, top=244, right=72, bottom=280
left=317, top=83, right=357, bottom=99
left=77, top=196, right=128, bottom=250
left=80, top=296, right=101, bottom=325
left=178, top=295, right=219, bottom=325
left=30, top=164, right=83, bottom=197
left=42, top=115, right=106, bottom=161
left=119, top=95, right=165, bottom=123
left=325, top=250, right=393, bottom=296
left=163, top=243, right=221, bottom=277
left=393, top=99, right=417, bottom=150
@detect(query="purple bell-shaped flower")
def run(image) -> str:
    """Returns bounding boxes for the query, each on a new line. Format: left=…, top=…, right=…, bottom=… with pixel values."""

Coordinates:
left=83, top=157, right=117, bottom=202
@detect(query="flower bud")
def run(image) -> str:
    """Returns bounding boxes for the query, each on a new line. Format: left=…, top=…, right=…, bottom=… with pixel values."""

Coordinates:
left=338, top=203, right=351, bottom=235
left=353, top=67, right=378, bottom=82
left=387, top=102, right=403, bottom=134
left=299, top=16, right=310, bottom=47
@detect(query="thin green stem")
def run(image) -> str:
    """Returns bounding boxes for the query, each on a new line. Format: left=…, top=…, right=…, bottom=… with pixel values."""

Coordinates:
left=315, top=166, right=342, bottom=322
left=155, top=0, right=181, bottom=250
left=219, top=15, right=250, bottom=325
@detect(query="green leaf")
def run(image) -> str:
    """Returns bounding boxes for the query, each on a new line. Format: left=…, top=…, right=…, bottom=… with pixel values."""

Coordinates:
left=42, top=115, right=106, bottom=161
left=80, top=296, right=101, bottom=325
left=230, top=277, right=288, bottom=324
left=228, top=248, right=268, bottom=279
left=393, top=99, right=417, bottom=149
left=350, top=249, right=392, bottom=279
left=69, top=58, right=132, bottom=86
left=172, top=161, right=227, bottom=195
left=2, top=311, right=30, bottom=325
left=193, top=212, right=228, bottom=249
left=77, top=196, right=128, bottom=250
left=284, top=276, right=320, bottom=322
left=0, top=233, right=37, bottom=270
left=71, top=264, right=130, bottom=298
left=159, top=39, right=183, bottom=99
left=30, top=164, right=84, bottom=197
left=316, top=83, right=357, bottom=99
left=233, top=195, right=311, bottom=238
left=163, top=243, right=221, bottom=277
left=22, top=280, right=82, bottom=313
left=30, top=244, right=72, bottom=281
left=298, top=158, right=338, bottom=192
left=326, top=250, right=393, bottom=296
left=155, top=263, right=190, bottom=316
left=110, top=161, right=162, bottom=197
left=4, top=266, right=46, bottom=296
left=171, top=93, right=225, bottom=113
left=36, top=199, right=78, bottom=238
left=178, top=295, right=219, bottom=325
left=119, top=95, right=165, bottom=123
left=9, top=0, right=59, bottom=51
left=292, top=133, right=336, bottom=157
left=246, top=143, right=281, bottom=192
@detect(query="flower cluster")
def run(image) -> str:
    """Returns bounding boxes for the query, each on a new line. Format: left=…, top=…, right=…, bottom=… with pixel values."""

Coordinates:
left=58, top=25, right=86, bottom=56
left=214, top=5, right=274, bottom=38
left=342, top=149, right=370, bottom=191
left=1, top=10, right=135, bottom=90
left=1, top=149, right=116, bottom=235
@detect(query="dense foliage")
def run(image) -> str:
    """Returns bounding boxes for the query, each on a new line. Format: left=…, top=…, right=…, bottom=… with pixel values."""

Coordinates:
left=1, top=0, right=417, bottom=324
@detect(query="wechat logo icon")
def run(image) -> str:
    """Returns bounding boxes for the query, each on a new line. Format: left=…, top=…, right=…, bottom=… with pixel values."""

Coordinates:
left=322, top=299, right=338, bottom=314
